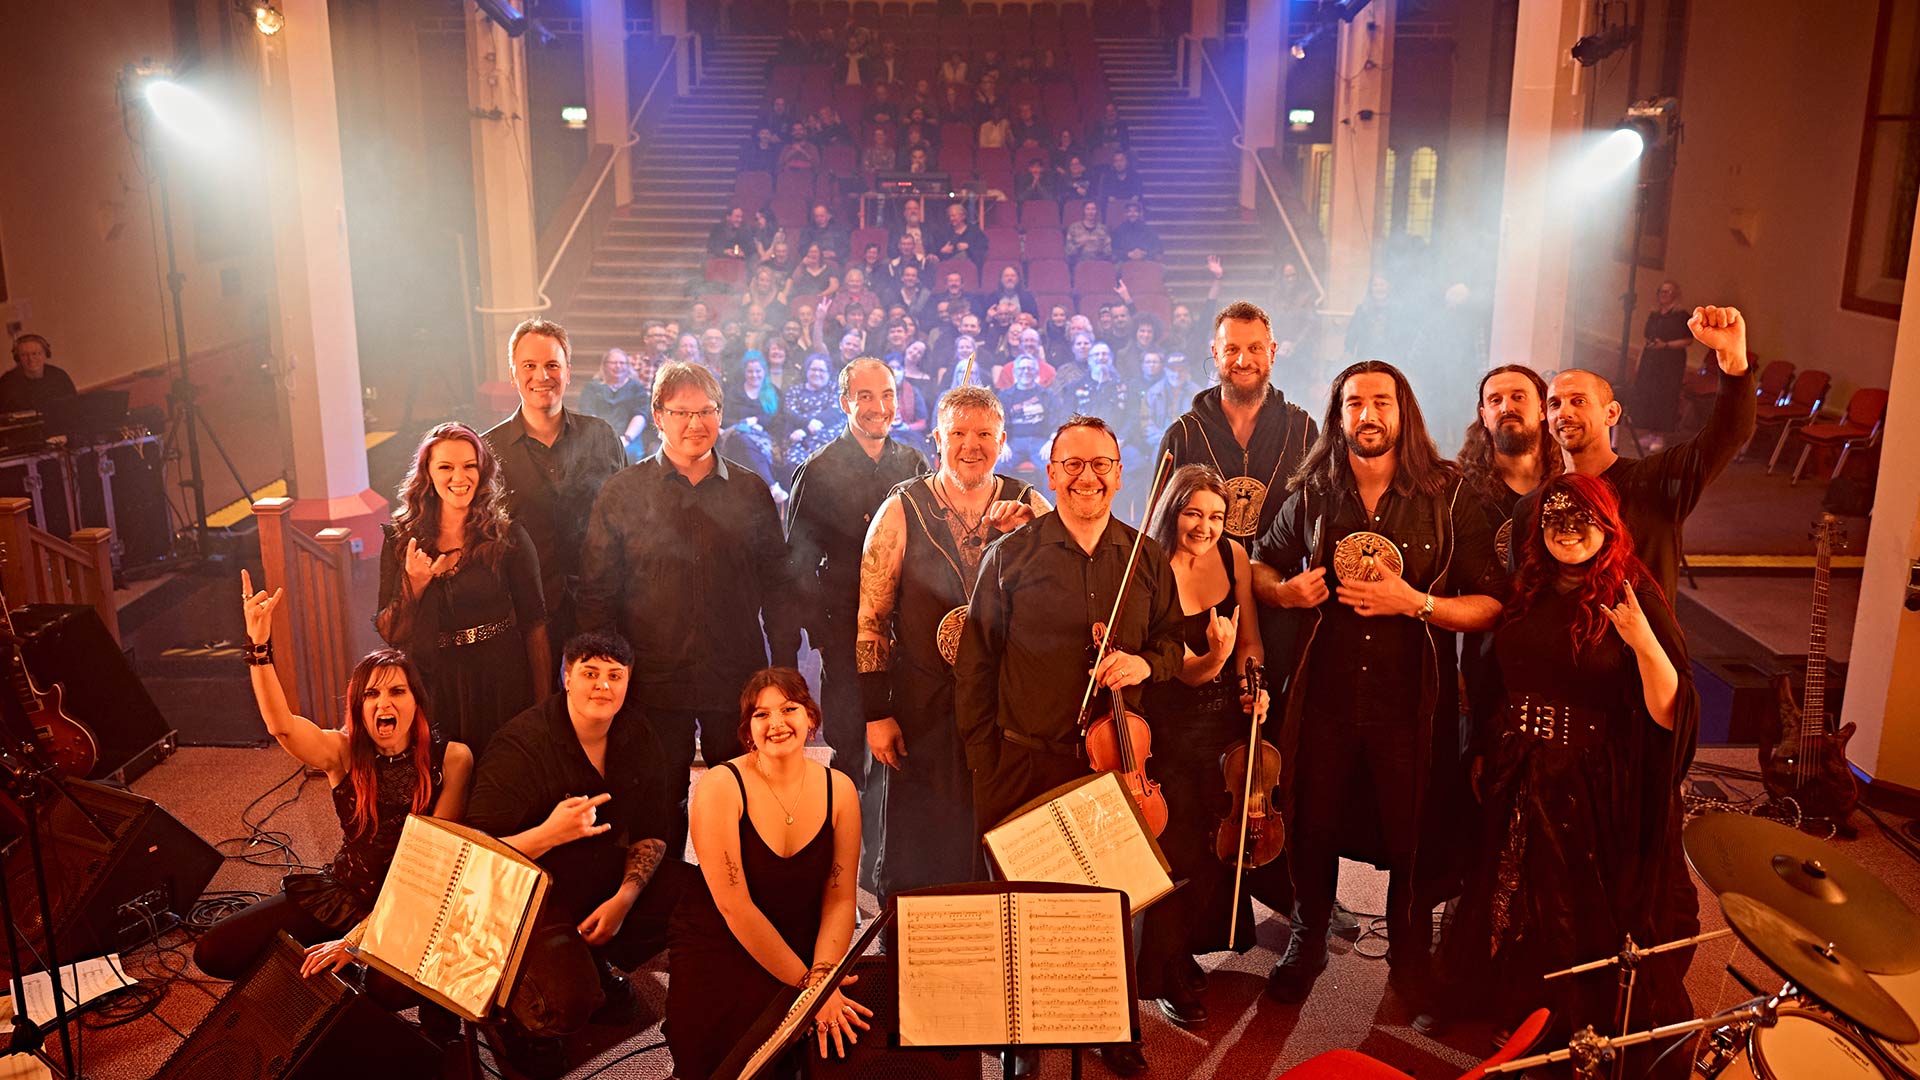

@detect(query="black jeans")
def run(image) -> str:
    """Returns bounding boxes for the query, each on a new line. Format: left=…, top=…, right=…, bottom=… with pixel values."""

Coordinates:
left=192, top=891, right=342, bottom=981
left=649, top=708, right=742, bottom=859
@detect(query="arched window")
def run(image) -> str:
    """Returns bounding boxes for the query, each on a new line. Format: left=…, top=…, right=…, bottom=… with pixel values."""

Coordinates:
left=1406, top=146, right=1439, bottom=240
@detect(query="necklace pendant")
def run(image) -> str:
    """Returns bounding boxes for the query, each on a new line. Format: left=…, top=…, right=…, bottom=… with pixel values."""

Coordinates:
left=785, top=814, right=794, bottom=825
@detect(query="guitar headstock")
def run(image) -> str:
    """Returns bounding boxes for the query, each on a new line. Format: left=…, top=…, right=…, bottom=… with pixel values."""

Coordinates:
left=1811, top=512, right=1848, bottom=553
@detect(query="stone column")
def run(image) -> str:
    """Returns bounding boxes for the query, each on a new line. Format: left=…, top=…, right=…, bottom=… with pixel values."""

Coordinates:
left=584, top=0, right=632, bottom=206
left=658, top=0, right=691, bottom=96
left=1487, top=0, right=1588, bottom=371
left=1843, top=187, right=1920, bottom=791
left=1240, top=0, right=1288, bottom=210
left=1326, top=0, right=1394, bottom=314
left=1186, top=0, right=1224, bottom=96
left=466, top=8, right=542, bottom=354
left=254, top=0, right=386, bottom=547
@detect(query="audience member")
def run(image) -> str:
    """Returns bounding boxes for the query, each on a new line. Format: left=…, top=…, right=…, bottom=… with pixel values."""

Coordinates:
left=799, top=204, right=852, bottom=266
left=707, top=207, right=753, bottom=259
left=783, top=353, right=847, bottom=470
left=1015, top=157, right=1059, bottom=203
left=779, top=123, right=821, bottom=172
left=1110, top=200, right=1164, bottom=261
left=997, top=355, right=1063, bottom=470
left=860, top=126, right=896, bottom=173
left=933, top=202, right=988, bottom=267
left=979, top=265, right=1039, bottom=319
left=577, top=349, right=650, bottom=463
left=1086, top=101, right=1132, bottom=153
left=1098, top=150, right=1146, bottom=205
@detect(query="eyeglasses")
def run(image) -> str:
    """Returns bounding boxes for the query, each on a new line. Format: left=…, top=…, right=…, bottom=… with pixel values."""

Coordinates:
left=660, top=407, right=720, bottom=424
left=1051, top=456, right=1119, bottom=477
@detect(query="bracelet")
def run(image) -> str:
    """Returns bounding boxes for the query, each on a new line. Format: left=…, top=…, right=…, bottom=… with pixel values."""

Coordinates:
left=1417, top=594, right=1436, bottom=622
left=244, top=640, right=274, bottom=667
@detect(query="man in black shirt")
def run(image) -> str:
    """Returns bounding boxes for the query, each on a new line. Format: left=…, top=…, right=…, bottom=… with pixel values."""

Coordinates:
left=484, top=319, right=627, bottom=667
left=1519, top=305, right=1754, bottom=600
left=1252, top=361, right=1506, bottom=1007
left=1109, top=200, right=1164, bottom=262
left=785, top=359, right=928, bottom=880
left=954, top=415, right=1182, bottom=1077
left=576, top=361, right=801, bottom=854
left=466, top=631, right=692, bottom=1076
left=0, top=335, right=79, bottom=413
left=997, top=357, right=1061, bottom=471
left=706, top=206, right=753, bottom=259
left=933, top=202, right=988, bottom=269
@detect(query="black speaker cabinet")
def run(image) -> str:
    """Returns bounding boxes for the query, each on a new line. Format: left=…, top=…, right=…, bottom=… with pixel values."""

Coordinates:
left=155, top=933, right=441, bottom=1080
left=809, top=956, right=982, bottom=1080
left=11, top=604, right=174, bottom=782
left=70, top=436, right=173, bottom=571
left=0, top=777, right=221, bottom=969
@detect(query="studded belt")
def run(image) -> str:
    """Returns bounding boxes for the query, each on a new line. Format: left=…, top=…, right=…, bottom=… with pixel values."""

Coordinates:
left=1500, top=695, right=1606, bottom=750
left=438, top=614, right=515, bottom=648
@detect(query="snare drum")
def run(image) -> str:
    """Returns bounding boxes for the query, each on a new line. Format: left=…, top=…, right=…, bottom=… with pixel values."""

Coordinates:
left=1867, top=969, right=1920, bottom=1078
left=1701, top=1008, right=1889, bottom=1079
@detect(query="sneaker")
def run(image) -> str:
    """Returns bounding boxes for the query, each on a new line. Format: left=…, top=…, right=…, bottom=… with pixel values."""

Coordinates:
left=590, top=961, right=639, bottom=1027
left=1264, top=925, right=1329, bottom=1004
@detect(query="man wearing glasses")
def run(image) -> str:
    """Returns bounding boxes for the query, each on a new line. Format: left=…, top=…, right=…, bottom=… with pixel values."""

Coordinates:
left=953, top=415, right=1185, bottom=1078
left=576, top=361, right=802, bottom=856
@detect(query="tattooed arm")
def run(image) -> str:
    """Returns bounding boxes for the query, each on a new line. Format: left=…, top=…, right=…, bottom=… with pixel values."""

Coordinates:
left=577, top=836, right=669, bottom=946
left=860, top=496, right=913, bottom=770
left=688, top=765, right=812, bottom=986
left=808, top=769, right=862, bottom=978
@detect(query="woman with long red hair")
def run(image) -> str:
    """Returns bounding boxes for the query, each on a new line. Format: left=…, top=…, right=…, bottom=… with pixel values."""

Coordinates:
left=1422, top=474, right=1698, bottom=1075
left=376, top=422, right=550, bottom=756
left=193, top=573, right=472, bottom=983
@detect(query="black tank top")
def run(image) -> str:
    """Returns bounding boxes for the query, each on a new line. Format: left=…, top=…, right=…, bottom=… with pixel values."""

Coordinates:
left=719, top=761, right=836, bottom=955
left=1142, top=536, right=1242, bottom=751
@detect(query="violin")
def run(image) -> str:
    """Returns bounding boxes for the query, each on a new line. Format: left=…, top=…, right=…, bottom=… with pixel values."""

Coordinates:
left=1216, top=657, right=1283, bottom=949
left=1082, top=623, right=1169, bottom=837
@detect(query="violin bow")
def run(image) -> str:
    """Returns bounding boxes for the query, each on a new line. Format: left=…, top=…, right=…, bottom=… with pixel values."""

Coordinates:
left=1076, top=450, right=1175, bottom=732
left=1227, top=657, right=1267, bottom=950
left=958, top=347, right=978, bottom=388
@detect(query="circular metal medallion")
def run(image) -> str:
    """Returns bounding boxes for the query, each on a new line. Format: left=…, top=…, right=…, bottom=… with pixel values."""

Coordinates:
left=1332, top=531, right=1404, bottom=583
left=1222, top=476, right=1268, bottom=539
left=936, top=605, right=968, bottom=666
left=1494, top=518, right=1513, bottom=568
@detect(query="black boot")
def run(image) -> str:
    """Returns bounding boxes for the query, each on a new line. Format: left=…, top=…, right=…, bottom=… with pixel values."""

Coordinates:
left=1099, top=1043, right=1149, bottom=1077
left=1264, top=923, right=1329, bottom=1004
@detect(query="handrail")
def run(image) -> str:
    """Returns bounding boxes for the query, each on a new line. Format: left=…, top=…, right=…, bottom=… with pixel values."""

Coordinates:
left=253, top=497, right=355, bottom=724
left=0, top=498, right=118, bottom=643
left=1188, top=37, right=1328, bottom=308
left=475, top=33, right=696, bottom=318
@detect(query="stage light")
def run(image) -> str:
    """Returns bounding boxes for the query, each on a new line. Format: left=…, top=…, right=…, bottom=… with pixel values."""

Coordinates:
left=141, top=78, right=228, bottom=150
left=1585, top=128, right=1644, bottom=184
left=474, top=0, right=528, bottom=37
left=562, top=106, right=588, bottom=130
left=1288, top=109, right=1315, bottom=132
left=1571, top=23, right=1635, bottom=67
left=251, top=2, right=284, bottom=34
left=1620, top=96, right=1680, bottom=153
left=1290, top=42, right=1306, bottom=60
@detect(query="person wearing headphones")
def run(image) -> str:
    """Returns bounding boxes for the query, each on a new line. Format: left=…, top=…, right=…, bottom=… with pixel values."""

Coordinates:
left=1, top=334, right=78, bottom=413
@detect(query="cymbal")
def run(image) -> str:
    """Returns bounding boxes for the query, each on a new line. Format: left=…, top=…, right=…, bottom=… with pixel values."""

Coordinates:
left=1683, top=811, right=1920, bottom=974
left=1720, top=892, right=1918, bottom=1043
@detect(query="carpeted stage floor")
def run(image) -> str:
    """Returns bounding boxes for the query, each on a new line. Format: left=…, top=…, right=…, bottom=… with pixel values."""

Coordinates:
left=47, top=744, right=1920, bottom=1079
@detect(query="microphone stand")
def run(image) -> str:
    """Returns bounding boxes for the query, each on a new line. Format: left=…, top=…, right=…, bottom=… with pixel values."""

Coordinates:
left=1543, top=927, right=1732, bottom=1080
left=0, top=740, right=81, bottom=1078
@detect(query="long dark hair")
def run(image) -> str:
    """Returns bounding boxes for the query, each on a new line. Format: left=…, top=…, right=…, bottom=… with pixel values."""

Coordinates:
left=343, top=649, right=436, bottom=839
left=392, top=423, right=511, bottom=568
left=1457, top=364, right=1562, bottom=505
left=736, top=668, right=824, bottom=752
left=1290, top=360, right=1455, bottom=498
left=1146, top=464, right=1228, bottom=556
left=1505, top=474, right=1660, bottom=652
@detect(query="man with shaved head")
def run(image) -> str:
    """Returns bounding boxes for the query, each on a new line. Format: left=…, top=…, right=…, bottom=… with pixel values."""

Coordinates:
left=1518, top=305, right=1756, bottom=598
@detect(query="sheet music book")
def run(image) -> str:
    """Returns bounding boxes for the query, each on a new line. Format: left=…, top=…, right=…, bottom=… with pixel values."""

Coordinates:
left=895, top=882, right=1135, bottom=1049
left=712, top=907, right=895, bottom=1080
left=356, top=815, right=550, bottom=1022
left=982, top=771, right=1175, bottom=915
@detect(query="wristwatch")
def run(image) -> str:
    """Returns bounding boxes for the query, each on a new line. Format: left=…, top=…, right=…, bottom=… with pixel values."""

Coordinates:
left=1417, top=593, right=1436, bottom=621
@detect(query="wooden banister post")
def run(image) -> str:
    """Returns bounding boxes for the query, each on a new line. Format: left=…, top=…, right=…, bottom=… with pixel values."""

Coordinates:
left=0, top=498, right=32, bottom=607
left=315, top=528, right=354, bottom=726
left=67, top=529, right=119, bottom=644
left=253, top=498, right=301, bottom=709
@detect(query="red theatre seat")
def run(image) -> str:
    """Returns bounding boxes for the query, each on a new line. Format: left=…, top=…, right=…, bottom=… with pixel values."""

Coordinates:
left=1754, top=367, right=1829, bottom=473
left=1792, top=387, right=1889, bottom=484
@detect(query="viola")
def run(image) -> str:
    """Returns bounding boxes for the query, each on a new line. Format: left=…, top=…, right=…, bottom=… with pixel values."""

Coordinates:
left=1215, top=658, right=1283, bottom=949
left=1082, top=623, right=1169, bottom=838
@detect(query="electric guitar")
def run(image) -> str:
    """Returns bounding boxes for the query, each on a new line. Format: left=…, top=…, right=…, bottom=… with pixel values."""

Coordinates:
left=1758, top=513, right=1857, bottom=823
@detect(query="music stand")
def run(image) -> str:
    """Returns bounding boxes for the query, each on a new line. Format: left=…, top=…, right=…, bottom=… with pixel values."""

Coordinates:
left=712, top=906, right=894, bottom=1080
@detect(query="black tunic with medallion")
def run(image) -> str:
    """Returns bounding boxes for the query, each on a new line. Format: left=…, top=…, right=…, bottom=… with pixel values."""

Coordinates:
left=870, top=473, right=1032, bottom=900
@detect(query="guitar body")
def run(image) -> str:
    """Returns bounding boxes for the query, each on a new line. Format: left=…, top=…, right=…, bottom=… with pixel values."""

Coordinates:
left=1761, top=674, right=1857, bottom=821
left=13, top=674, right=98, bottom=778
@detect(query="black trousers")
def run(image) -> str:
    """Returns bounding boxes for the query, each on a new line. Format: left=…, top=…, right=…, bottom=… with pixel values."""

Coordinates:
left=1291, top=720, right=1428, bottom=968
left=816, top=612, right=889, bottom=890
left=649, top=708, right=743, bottom=860
left=193, top=891, right=342, bottom=981
left=970, top=738, right=1090, bottom=839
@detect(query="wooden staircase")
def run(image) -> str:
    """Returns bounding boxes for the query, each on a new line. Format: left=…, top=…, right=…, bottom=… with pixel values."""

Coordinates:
left=564, top=35, right=782, bottom=357
left=1095, top=38, right=1280, bottom=308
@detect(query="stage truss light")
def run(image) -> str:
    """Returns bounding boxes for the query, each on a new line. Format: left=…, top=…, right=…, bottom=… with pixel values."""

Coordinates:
left=1571, top=23, right=1635, bottom=66
left=1620, top=96, right=1680, bottom=154
left=251, top=2, right=284, bottom=35
left=474, top=0, right=528, bottom=37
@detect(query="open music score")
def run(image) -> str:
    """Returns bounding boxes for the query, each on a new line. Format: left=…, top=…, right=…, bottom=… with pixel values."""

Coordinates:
left=983, top=771, right=1175, bottom=915
left=895, top=883, right=1135, bottom=1049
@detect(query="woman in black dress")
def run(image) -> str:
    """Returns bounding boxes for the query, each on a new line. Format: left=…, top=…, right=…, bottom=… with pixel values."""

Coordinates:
left=1427, top=474, right=1697, bottom=1071
left=666, top=669, right=869, bottom=1079
left=194, top=573, right=472, bottom=980
left=1134, top=465, right=1267, bottom=1028
left=376, top=423, right=549, bottom=758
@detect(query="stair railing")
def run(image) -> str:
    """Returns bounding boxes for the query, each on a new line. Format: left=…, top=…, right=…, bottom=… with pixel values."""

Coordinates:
left=1182, top=35, right=1327, bottom=310
left=0, top=498, right=118, bottom=643
left=476, top=32, right=698, bottom=320
left=253, top=498, right=356, bottom=728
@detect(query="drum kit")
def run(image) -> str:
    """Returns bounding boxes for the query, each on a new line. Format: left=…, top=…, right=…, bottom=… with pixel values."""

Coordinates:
left=1483, top=811, right=1920, bottom=1079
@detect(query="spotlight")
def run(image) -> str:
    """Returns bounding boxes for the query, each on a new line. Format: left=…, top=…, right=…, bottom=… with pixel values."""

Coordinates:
left=131, top=69, right=229, bottom=151
left=1571, top=23, right=1635, bottom=66
left=251, top=2, right=284, bottom=35
left=474, top=0, right=528, bottom=37
left=1290, top=42, right=1306, bottom=60
left=1584, top=129, right=1645, bottom=184
left=1578, top=97, right=1678, bottom=189
left=1619, top=96, right=1680, bottom=153
left=562, top=106, right=588, bottom=130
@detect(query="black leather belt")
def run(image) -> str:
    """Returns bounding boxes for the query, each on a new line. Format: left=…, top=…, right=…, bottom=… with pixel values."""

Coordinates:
left=1499, top=695, right=1607, bottom=750
left=437, top=614, right=515, bottom=648
left=1001, top=728, right=1087, bottom=760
